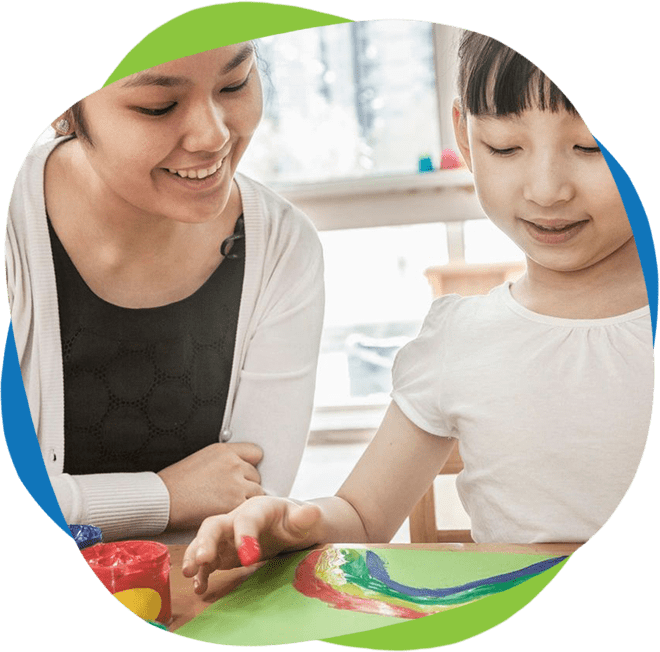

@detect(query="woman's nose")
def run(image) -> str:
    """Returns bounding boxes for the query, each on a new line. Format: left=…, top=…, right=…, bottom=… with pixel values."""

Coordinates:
left=522, top=154, right=575, bottom=207
left=181, top=102, right=230, bottom=153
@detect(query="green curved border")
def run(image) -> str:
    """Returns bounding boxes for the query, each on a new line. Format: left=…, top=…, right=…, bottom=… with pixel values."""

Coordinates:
left=103, top=2, right=351, bottom=86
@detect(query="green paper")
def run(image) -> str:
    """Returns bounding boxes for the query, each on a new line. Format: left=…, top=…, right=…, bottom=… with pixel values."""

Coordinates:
left=174, top=549, right=567, bottom=647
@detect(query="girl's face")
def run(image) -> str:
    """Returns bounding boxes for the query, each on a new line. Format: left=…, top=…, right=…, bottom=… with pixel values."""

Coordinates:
left=453, top=105, right=632, bottom=275
left=74, top=43, right=263, bottom=224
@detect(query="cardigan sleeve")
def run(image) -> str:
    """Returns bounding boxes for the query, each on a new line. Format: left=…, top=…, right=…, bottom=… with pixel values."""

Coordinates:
left=50, top=472, right=170, bottom=541
left=6, top=141, right=171, bottom=542
left=228, top=209, right=325, bottom=497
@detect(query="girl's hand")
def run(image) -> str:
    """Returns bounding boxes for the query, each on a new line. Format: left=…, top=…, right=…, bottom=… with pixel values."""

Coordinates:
left=181, top=496, right=322, bottom=594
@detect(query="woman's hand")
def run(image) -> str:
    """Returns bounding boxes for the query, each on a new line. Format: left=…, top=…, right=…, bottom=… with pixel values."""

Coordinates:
left=182, top=496, right=322, bottom=594
left=157, top=442, right=265, bottom=531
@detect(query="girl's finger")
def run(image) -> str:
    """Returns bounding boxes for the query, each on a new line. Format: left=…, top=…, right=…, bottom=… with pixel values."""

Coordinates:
left=232, top=498, right=284, bottom=565
left=193, top=563, right=213, bottom=595
left=182, top=514, right=234, bottom=576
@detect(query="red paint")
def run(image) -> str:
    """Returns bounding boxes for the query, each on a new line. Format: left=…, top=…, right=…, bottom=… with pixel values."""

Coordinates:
left=237, top=536, right=261, bottom=566
left=293, top=550, right=424, bottom=619
left=82, top=541, right=172, bottom=624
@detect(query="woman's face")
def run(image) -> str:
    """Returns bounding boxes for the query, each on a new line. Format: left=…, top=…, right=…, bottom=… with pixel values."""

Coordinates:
left=75, top=43, right=263, bottom=224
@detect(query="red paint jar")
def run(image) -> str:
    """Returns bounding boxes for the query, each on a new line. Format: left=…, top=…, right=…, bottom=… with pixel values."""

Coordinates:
left=82, top=541, right=171, bottom=624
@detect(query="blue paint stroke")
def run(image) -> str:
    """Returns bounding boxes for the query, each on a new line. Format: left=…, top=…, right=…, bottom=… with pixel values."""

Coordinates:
left=365, top=551, right=567, bottom=598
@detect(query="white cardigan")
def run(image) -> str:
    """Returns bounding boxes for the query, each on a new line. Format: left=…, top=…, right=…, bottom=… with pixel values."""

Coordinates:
left=6, top=137, right=325, bottom=542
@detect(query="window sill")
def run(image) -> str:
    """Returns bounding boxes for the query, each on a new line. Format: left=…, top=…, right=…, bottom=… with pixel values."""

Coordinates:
left=271, top=168, right=475, bottom=200
left=271, top=169, right=486, bottom=230
left=309, top=399, right=389, bottom=443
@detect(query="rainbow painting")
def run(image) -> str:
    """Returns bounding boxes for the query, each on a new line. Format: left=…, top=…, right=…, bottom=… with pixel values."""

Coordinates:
left=293, top=548, right=567, bottom=619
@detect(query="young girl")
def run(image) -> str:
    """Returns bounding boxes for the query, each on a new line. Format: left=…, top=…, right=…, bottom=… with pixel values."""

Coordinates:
left=182, top=31, right=653, bottom=591
left=6, top=43, right=324, bottom=543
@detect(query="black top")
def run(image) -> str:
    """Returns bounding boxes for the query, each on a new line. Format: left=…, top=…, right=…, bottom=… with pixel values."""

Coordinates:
left=48, top=217, right=245, bottom=475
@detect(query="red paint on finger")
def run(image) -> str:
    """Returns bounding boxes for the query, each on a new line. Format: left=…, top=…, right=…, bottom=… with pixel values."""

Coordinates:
left=237, top=536, right=261, bottom=566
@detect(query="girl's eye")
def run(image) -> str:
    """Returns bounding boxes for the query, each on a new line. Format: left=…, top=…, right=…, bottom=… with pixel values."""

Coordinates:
left=135, top=104, right=176, bottom=116
left=487, top=145, right=519, bottom=157
left=574, top=145, right=601, bottom=154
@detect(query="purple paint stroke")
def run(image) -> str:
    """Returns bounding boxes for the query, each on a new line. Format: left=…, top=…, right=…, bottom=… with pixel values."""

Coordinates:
left=364, top=551, right=568, bottom=598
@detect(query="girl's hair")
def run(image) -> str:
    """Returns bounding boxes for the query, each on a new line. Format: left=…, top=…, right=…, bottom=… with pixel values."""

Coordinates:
left=457, top=31, right=576, bottom=117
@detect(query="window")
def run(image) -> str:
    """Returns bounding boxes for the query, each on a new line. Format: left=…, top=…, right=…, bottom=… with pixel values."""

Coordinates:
left=241, top=22, right=440, bottom=184
left=315, top=222, right=448, bottom=409
left=239, top=23, right=524, bottom=433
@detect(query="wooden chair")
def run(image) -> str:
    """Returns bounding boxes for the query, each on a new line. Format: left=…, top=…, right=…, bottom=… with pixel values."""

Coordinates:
left=408, top=440, right=473, bottom=543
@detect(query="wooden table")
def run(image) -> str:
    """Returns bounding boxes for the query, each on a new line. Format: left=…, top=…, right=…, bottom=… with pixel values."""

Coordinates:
left=166, top=541, right=581, bottom=631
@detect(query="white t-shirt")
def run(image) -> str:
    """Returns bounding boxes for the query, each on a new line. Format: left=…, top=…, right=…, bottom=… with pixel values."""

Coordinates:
left=391, top=282, right=653, bottom=544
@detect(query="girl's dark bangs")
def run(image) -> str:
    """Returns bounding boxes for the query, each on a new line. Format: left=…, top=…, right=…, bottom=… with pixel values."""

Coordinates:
left=463, top=42, right=576, bottom=116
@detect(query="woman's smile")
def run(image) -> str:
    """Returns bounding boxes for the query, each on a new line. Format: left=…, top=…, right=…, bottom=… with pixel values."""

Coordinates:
left=160, top=156, right=227, bottom=191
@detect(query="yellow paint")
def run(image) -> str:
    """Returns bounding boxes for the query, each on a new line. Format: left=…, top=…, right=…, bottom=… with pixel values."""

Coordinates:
left=113, top=587, right=162, bottom=621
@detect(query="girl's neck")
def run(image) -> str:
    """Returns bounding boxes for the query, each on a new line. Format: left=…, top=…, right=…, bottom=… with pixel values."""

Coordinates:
left=511, top=237, right=648, bottom=319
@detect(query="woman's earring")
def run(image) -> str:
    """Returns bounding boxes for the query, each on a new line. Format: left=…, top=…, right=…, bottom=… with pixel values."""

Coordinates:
left=54, top=118, right=71, bottom=135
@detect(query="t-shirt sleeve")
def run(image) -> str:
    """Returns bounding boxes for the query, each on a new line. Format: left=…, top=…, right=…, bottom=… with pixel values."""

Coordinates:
left=391, top=297, right=456, bottom=438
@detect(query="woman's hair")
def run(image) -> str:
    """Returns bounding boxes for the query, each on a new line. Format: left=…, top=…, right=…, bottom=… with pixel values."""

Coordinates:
left=53, top=102, right=91, bottom=143
left=457, top=31, right=576, bottom=117
left=70, top=102, right=92, bottom=144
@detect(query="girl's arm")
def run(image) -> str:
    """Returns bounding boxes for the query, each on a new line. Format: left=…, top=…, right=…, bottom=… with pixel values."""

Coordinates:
left=183, top=402, right=455, bottom=593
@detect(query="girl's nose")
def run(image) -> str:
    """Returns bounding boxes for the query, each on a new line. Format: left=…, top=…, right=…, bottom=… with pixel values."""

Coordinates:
left=522, top=155, right=575, bottom=207
left=181, top=102, right=230, bottom=153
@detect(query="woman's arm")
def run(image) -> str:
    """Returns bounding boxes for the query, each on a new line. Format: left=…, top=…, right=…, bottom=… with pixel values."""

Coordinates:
left=227, top=210, right=325, bottom=497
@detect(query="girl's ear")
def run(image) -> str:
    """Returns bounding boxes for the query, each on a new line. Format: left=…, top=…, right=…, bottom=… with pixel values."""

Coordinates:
left=452, top=99, right=473, bottom=172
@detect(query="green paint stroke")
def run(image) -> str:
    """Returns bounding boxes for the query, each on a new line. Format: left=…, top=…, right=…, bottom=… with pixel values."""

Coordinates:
left=103, top=2, right=351, bottom=87
left=326, top=556, right=568, bottom=650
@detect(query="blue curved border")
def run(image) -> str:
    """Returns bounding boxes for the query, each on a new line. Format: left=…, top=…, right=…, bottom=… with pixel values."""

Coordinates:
left=1, top=325, right=69, bottom=533
left=1, top=146, right=657, bottom=529
left=598, top=139, right=658, bottom=339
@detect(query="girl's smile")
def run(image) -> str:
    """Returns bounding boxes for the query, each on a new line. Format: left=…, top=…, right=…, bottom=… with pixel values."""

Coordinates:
left=518, top=217, right=589, bottom=245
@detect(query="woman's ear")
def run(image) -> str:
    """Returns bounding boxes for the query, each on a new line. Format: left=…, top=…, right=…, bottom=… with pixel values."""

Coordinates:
left=452, top=99, right=473, bottom=172
left=52, top=110, right=75, bottom=136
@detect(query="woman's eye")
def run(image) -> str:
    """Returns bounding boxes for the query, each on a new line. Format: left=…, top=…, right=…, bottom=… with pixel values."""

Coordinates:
left=222, top=73, right=251, bottom=94
left=487, top=145, right=518, bottom=157
left=135, top=104, right=176, bottom=116
left=574, top=145, right=602, bottom=154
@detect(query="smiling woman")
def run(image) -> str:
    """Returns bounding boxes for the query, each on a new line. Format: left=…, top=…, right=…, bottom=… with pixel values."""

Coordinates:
left=6, top=43, right=325, bottom=542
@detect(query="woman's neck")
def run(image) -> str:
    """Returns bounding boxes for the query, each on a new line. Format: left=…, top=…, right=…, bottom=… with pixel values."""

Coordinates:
left=511, top=237, right=648, bottom=319
left=44, top=139, right=241, bottom=309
